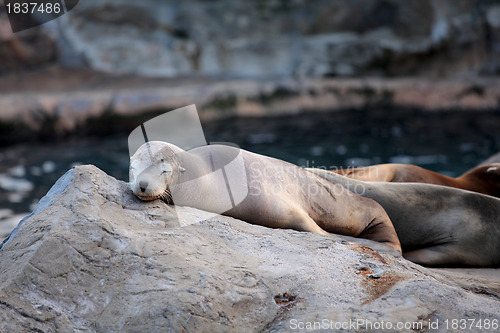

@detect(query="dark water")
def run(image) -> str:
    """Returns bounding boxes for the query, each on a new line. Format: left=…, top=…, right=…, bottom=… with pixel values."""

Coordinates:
left=204, top=108, right=500, bottom=173
left=1, top=108, right=499, bottom=215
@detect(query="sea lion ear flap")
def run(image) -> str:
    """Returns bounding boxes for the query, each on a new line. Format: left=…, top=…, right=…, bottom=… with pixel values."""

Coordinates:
left=179, top=166, right=186, bottom=173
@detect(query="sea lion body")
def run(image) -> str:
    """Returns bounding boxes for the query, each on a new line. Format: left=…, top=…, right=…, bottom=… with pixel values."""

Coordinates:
left=479, top=151, right=500, bottom=165
left=307, top=168, right=500, bottom=267
left=333, top=163, right=500, bottom=198
left=130, top=141, right=401, bottom=252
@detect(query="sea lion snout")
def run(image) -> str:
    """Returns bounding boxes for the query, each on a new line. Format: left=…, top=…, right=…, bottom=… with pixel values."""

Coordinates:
left=139, top=180, right=149, bottom=192
left=130, top=168, right=169, bottom=201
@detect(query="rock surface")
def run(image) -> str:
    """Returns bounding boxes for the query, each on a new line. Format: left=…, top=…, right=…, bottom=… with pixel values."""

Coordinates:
left=0, top=165, right=499, bottom=332
left=46, top=0, right=500, bottom=78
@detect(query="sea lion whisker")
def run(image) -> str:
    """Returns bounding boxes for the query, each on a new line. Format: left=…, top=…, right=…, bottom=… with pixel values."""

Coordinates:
left=160, top=189, right=173, bottom=204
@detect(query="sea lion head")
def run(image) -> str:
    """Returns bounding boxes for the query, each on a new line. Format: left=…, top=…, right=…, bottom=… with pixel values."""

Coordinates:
left=129, top=141, right=185, bottom=203
left=458, top=163, right=500, bottom=197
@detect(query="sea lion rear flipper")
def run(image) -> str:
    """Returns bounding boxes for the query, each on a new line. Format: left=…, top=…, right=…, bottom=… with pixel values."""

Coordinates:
left=403, top=247, right=457, bottom=267
left=356, top=214, right=402, bottom=254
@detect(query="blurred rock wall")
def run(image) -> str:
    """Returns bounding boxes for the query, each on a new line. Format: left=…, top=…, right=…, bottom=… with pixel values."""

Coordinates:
left=0, top=3, right=57, bottom=74
left=1, top=0, right=500, bottom=78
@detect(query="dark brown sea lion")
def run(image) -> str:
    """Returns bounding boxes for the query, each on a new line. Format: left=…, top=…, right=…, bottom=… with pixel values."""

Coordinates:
left=307, top=168, right=500, bottom=267
left=129, top=141, right=401, bottom=253
left=332, top=163, right=500, bottom=198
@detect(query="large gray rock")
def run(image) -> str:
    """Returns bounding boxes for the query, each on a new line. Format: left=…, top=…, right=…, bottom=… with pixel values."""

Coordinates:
left=0, top=165, right=498, bottom=332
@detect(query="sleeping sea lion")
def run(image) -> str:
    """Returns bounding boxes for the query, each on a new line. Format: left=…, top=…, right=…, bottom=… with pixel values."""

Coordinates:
left=129, top=141, right=401, bottom=253
left=332, top=163, right=500, bottom=198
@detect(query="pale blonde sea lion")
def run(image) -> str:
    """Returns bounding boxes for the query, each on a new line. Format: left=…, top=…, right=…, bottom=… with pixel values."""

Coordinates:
left=332, top=163, right=500, bottom=198
left=307, top=168, right=500, bottom=267
left=129, top=141, right=401, bottom=253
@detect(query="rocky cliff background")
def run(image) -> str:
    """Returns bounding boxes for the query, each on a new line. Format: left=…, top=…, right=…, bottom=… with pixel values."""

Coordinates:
left=2, top=0, right=500, bottom=78
left=1, top=0, right=500, bottom=143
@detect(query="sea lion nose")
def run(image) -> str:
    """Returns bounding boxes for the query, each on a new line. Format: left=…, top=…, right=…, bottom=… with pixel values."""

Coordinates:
left=139, top=180, right=148, bottom=192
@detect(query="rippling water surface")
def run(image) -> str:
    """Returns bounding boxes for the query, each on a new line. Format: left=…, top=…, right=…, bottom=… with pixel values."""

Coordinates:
left=1, top=108, right=499, bottom=221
